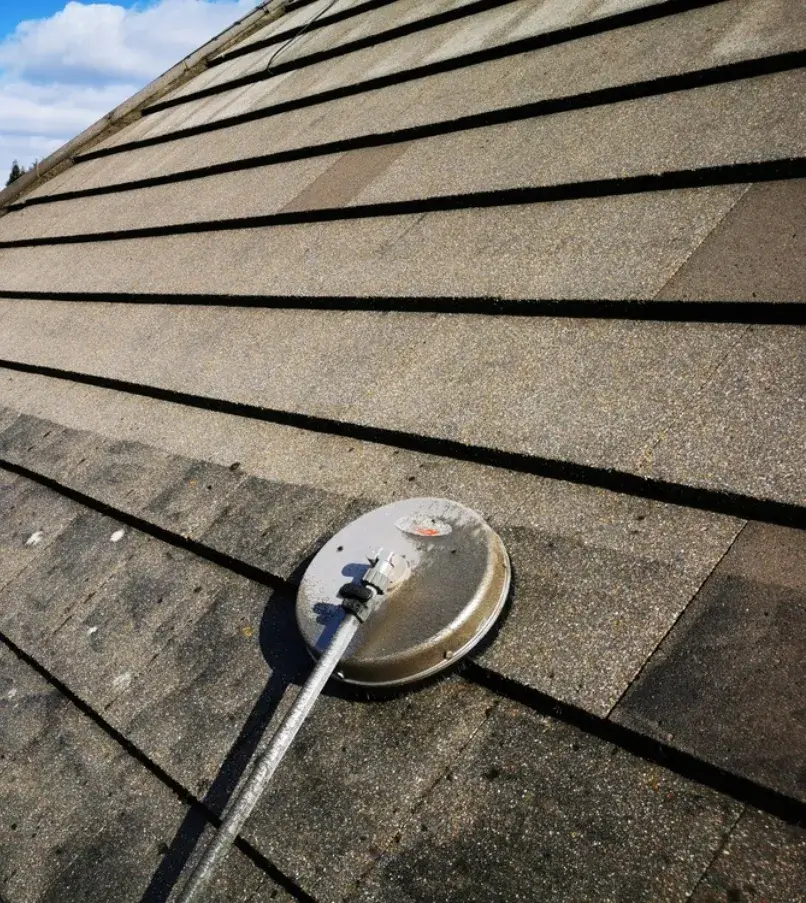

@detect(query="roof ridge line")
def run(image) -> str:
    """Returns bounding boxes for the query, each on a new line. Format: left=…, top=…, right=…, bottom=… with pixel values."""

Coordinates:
left=0, top=1, right=291, bottom=213
left=77, top=7, right=798, bottom=163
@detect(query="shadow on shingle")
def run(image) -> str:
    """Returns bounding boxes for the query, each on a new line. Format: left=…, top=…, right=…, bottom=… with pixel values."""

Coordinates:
left=138, top=588, right=311, bottom=902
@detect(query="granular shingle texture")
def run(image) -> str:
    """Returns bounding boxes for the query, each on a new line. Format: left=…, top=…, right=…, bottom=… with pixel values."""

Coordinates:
left=0, top=0, right=803, bottom=900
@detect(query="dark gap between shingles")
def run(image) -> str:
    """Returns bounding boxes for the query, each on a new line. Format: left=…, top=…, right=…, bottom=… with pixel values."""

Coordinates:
left=74, top=30, right=803, bottom=165
left=142, top=0, right=733, bottom=116
left=0, top=291, right=804, bottom=326
left=1, top=464, right=803, bottom=834
left=209, top=0, right=404, bottom=67
left=206, top=0, right=523, bottom=81
left=0, top=455, right=283, bottom=589
left=463, top=662, right=806, bottom=827
left=2, top=157, right=805, bottom=249
left=0, top=359, right=803, bottom=530
left=15, top=52, right=806, bottom=207
left=0, top=628, right=318, bottom=903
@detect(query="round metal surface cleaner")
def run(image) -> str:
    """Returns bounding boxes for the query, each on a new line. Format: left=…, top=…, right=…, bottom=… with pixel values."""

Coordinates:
left=296, top=497, right=511, bottom=687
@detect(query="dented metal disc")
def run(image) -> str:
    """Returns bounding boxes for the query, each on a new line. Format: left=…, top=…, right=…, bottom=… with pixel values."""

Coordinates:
left=296, top=498, right=511, bottom=687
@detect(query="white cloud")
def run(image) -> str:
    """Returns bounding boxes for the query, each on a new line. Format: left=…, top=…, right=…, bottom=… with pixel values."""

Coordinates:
left=0, top=78, right=137, bottom=170
left=0, top=0, right=257, bottom=172
left=0, top=0, right=257, bottom=83
left=1, top=78, right=137, bottom=136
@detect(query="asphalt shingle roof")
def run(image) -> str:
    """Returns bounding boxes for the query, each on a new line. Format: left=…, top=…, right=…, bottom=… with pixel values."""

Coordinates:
left=0, top=0, right=803, bottom=900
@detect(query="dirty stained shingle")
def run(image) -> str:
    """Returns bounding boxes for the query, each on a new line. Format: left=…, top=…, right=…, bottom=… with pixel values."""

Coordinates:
left=352, top=700, right=743, bottom=903
left=0, top=647, right=289, bottom=903
left=0, top=408, right=745, bottom=716
left=614, top=521, right=806, bottom=802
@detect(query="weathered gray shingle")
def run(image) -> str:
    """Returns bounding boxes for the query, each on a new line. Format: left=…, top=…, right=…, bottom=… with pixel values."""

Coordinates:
left=0, top=0, right=803, bottom=899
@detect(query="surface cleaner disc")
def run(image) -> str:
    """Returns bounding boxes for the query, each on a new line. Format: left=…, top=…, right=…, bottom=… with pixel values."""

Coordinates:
left=296, top=497, right=511, bottom=687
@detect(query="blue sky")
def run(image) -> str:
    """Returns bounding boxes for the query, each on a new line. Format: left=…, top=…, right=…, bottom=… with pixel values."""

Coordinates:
left=0, top=2, right=73, bottom=36
left=0, top=0, right=256, bottom=176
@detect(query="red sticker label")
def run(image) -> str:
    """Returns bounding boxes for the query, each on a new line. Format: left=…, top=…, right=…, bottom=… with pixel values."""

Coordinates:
left=395, top=515, right=453, bottom=537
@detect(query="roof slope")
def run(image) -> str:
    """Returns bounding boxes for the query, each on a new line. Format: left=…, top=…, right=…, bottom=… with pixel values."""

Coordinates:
left=0, top=1, right=804, bottom=901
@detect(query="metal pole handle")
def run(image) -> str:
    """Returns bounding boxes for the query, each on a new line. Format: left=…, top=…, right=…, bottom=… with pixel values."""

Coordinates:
left=176, top=548, right=401, bottom=901
left=176, top=612, right=361, bottom=903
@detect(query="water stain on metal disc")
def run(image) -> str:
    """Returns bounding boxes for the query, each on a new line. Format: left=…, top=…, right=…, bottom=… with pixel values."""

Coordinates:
left=296, top=498, right=511, bottom=687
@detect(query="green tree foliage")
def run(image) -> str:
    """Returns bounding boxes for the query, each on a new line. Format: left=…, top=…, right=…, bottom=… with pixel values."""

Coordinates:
left=5, top=160, right=38, bottom=187
left=5, top=160, right=24, bottom=187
